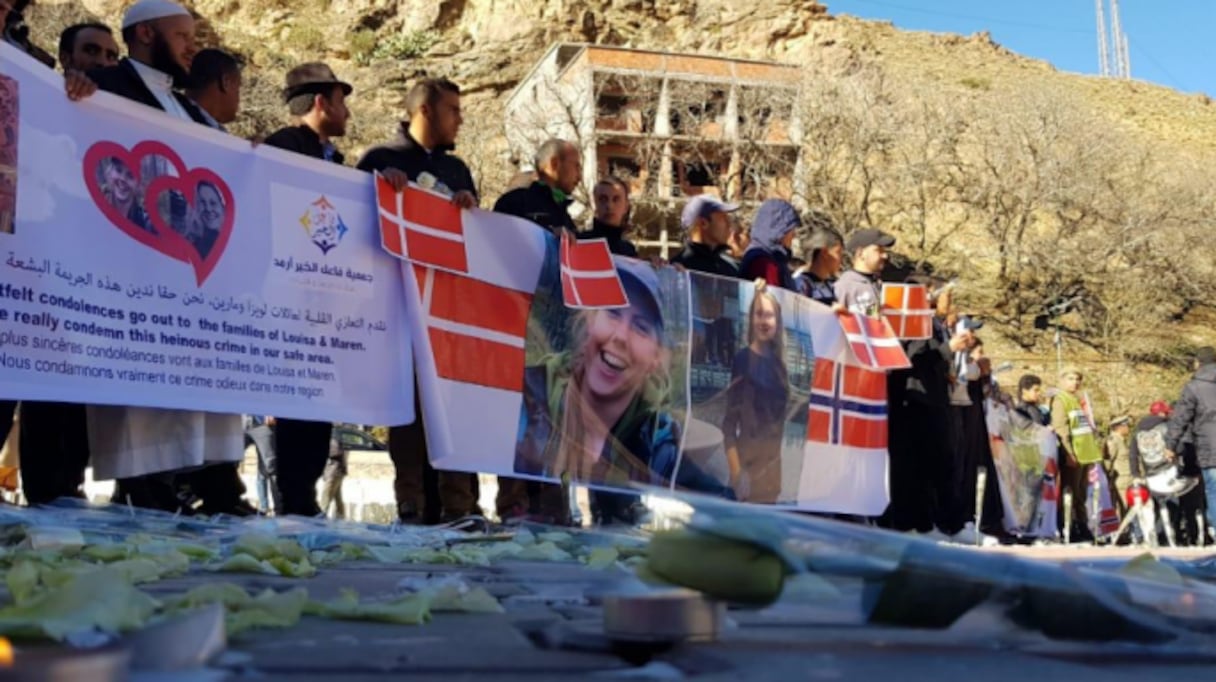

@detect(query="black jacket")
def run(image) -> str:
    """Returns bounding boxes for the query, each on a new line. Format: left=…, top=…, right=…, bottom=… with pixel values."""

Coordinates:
left=892, top=317, right=953, bottom=408
left=580, top=219, right=637, bottom=258
left=1167, top=363, right=1216, bottom=469
left=356, top=125, right=477, bottom=199
left=669, top=242, right=740, bottom=278
left=493, top=182, right=576, bottom=235
left=88, top=59, right=207, bottom=125
left=263, top=125, right=345, bottom=164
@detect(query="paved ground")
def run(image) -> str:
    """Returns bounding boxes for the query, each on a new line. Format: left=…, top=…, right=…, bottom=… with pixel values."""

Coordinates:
left=151, top=555, right=1216, bottom=681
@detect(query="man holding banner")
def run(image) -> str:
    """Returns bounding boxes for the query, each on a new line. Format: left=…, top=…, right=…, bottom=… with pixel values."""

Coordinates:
left=492, top=138, right=583, bottom=524
left=262, top=61, right=356, bottom=516
left=357, top=77, right=481, bottom=524
left=63, top=0, right=248, bottom=512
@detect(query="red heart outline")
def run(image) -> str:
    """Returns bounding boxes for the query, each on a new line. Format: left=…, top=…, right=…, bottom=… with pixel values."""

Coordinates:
left=82, top=140, right=235, bottom=286
left=144, top=168, right=235, bottom=286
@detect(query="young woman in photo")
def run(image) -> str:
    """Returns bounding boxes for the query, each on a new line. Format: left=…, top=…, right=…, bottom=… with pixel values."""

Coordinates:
left=723, top=286, right=791, bottom=503
left=99, top=157, right=150, bottom=232
left=514, top=259, right=730, bottom=521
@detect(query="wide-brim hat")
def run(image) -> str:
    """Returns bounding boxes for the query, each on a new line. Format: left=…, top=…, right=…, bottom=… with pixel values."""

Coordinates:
left=282, top=62, right=353, bottom=102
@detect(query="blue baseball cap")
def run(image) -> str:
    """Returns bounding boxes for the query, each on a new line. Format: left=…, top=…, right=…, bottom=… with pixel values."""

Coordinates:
left=680, top=195, right=739, bottom=230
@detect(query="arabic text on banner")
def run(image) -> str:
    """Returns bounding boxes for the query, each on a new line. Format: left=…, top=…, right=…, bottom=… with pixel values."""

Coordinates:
left=0, top=45, right=413, bottom=425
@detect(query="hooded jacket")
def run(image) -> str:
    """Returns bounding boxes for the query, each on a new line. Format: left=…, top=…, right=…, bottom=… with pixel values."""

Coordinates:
left=1167, top=363, right=1216, bottom=469
left=739, top=199, right=800, bottom=291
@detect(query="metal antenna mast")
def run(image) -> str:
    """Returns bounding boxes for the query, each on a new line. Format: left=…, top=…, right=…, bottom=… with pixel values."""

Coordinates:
left=1095, top=0, right=1111, bottom=76
left=1110, top=0, right=1130, bottom=77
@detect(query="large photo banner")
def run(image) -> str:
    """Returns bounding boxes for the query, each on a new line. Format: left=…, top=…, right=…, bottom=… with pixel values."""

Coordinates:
left=380, top=181, right=895, bottom=513
left=0, top=45, right=413, bottom=425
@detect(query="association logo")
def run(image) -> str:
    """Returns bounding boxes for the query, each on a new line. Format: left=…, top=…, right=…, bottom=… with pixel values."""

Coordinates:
left=299, top=196, right=348, bottom=254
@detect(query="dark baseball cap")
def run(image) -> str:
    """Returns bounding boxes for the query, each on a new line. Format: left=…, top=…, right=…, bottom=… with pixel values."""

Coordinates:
left=845, top=228, right=896, bottom=252
left=283, top=62, right=353, bottom=103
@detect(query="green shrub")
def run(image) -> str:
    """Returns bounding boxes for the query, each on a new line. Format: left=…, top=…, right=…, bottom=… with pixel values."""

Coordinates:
left=286, top=24, right=326, bottom=53
left=348, top=29, right=378, bottom=66
left=372, top=29, right=439, bottom=61
left=959, top=76, right=991, bottom=91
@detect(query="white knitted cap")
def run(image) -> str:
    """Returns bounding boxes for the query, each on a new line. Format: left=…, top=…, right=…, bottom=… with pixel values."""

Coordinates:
left=121, top=0, right=191, bottom=30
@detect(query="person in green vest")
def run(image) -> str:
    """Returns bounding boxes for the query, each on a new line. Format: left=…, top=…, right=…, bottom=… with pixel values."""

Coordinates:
left=1050, top=367, right=1102, bottom=541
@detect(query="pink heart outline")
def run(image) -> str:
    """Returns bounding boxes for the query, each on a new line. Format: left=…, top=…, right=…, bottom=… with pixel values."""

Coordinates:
left=82, top=140, right=235, bottom=286
left=82, top=140, right=191, bottom=263
left=144, top=168, right=236, bottom=286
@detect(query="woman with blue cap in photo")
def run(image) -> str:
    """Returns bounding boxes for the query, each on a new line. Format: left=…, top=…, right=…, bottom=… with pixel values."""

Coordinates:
left=513, top=257, right=731, bottom=522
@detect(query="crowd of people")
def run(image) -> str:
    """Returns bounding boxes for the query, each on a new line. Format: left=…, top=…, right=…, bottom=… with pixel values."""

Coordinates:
left=2, top=0, right=1213, bottom=543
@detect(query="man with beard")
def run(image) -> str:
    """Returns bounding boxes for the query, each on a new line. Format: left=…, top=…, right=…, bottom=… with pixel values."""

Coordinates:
left=57, top=23, right=120, bottom=72
left=356, top=77, right=480, bottom=524
left=65, top=0, right=205, bottom=125
left=263, top=63, right=409, bottom=516
left=264, top=63, right=352, bottom=164
left=63, top=0, right=251, bottom=515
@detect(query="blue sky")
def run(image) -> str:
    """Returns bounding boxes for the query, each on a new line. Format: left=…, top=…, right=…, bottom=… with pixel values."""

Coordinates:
left=827, top=0, right=1215, bottom=96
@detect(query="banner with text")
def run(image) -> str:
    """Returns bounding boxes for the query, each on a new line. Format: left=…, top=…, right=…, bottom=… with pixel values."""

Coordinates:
left=0, top=45, right=413, bottom=424
left=381, top=183, right=893, bottom=514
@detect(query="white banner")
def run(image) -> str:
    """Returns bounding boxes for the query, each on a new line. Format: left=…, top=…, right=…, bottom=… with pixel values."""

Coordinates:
left=0, top=45, right=413, bottom=425
left=378, top=182, right=895, bottom=513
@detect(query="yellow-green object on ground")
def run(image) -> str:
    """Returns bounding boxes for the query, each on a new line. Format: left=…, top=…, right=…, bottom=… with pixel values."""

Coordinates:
left=646, top=528, right=785, bottom=605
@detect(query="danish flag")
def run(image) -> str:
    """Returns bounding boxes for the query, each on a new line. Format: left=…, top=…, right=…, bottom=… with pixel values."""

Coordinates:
left=881, top=283, right=933, bottom=340
left=412, top=265, right=531, bottom=393
left=807, top=358, right=888, bottom=449
left=839, top=313, right=911, bottom=370
left=376, top=174, right=469, bottom=274
left=559, top=231, right=628, bottom=308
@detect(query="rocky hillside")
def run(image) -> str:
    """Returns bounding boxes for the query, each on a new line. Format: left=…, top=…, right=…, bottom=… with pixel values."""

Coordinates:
left=27, top=0, right=1216, bottom=414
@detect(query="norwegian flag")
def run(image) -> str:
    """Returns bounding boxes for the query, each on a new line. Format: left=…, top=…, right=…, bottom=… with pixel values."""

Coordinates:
left=838, top=313, right=911, bottom=370
left=559, top=231, right=628, bottom=308
left=807, top=352, right=885, bottom=449
left=376, top=174, right=469, bottom=274
left=797, top=351, right=891, bottom=515
left=807, top=358, right=888, bottom=449
left=881, top=283, right=933, bottom=340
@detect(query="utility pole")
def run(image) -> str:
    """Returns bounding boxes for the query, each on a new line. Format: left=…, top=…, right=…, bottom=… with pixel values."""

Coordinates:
left=1095, top=0, right=1110, bottom=77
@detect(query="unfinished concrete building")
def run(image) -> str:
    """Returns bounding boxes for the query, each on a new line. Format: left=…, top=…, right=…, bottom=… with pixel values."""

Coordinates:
left=504, top=44, right=804, bottom=257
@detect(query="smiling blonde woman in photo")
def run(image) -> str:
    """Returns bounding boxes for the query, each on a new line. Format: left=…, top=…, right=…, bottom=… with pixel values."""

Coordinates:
left=513, top=258, right=731, bottom=522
